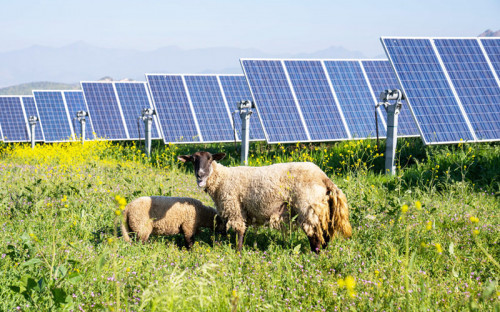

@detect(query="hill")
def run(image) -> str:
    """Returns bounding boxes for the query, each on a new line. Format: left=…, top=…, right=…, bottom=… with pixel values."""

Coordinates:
left=0, top=81, right=80, bottom=95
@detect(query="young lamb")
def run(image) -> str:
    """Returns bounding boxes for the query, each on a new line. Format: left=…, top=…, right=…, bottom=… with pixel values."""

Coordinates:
left=121, top=196, right=226, bottom=249
left=178, top=151, right=352, bottom=253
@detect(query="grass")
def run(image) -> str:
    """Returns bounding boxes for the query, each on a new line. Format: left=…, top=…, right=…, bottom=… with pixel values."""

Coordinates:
left=0, top=139, right=498, bottom=311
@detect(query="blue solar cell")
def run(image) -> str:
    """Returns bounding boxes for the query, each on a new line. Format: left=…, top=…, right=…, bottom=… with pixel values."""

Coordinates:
left=481, top=38, right=500, bottom=77
left=64, top=91, right=95, bottom=140
left=0, top=97, right=29, bottom=142
left=22, top=96, right=44, bottom=142
left=434, top=39, right=500, bottom=141
left=81, top=82, right=128, bottom=140
left=361, top=60, right=420, bottom=137
left=382, top=38, right=474, bottom=144
left=33, top=91, right=73, bottom=142
left=114, top=82, right=161, bottom=140
left=184, top=75, right=234, bottom=142
left=146, top=75, right=201, bottom=143
left=284, top=60, right=350, bottom=141
left=218, top=75, right=266, bottom=141
left=240, top=59, right=309, bottom=143
left=323, top=61, right=386, bottom=139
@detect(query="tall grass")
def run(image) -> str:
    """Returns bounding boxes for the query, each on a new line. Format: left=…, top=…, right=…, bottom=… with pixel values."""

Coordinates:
left=0, top=139, right=498, bottom=311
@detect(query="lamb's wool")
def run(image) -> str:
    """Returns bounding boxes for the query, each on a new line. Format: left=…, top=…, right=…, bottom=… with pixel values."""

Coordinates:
left=121, top=196, right=224, bottom=247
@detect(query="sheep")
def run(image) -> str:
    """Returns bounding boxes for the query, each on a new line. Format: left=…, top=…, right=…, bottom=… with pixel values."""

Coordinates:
left=120, top=196, right=226, bottom=249
left=178, top=151, right=352, bottom=253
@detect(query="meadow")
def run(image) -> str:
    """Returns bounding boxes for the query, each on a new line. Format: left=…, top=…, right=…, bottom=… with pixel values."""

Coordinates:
left=0, top=138, right=498, bottom=311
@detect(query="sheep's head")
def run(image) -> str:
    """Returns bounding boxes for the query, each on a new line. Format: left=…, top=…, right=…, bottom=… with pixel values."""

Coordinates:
left=178, top=151, right=226, bottom=188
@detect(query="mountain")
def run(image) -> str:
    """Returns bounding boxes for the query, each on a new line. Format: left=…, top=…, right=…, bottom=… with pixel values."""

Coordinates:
left=0, top=42, right=367, bottom=88
left=479, top=29, right=500, bottom=37
left=0, top=82, right=80, bottom=95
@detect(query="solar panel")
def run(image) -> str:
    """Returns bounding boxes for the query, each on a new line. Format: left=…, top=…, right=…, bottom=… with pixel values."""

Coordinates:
left=21, top=96, right=45, bottom=142
left=434, top=39, right=500, bottom=141
left=183, top=75, right=235, bottom=143
left=81, top=82, right=129, bottom=140
left=33, top=91, right=74, bottom=142
left=0, top=96, right=30, bottom=142
left=218, top=75, right=266, bottom=141
left=240, top=59, right=310, bottom=143
left=361, top=60, right=420, bottom=137
left=64, top=91, right=95, bottom=140
left=283, top=60, right=350, bottom=141
left=0, top=119, right=3, bottom=141
left=381, top=38, right=475, bottom=144
left=480, top=38, right=500, bottom=77
left=323, top=60, right=387, bottom=139
left=114, top=82, right=162, bottom=140
left=146, top=74, right=201, bottom=143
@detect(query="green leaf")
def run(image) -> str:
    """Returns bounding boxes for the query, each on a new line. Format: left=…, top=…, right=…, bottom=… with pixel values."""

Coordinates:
left=448, top=242, right=455, bottom=256
left=56, top=265, right=68, bottom=279
left=96, top=253, right=108, bottom=273
left=51, top=287, right=67, bottom=305
left=67, top=272, right=82, bottom=284
left=26, top=277, right=37, bottom=291
left=293, top=244, right=301, bottom=254
left=21, top=258, right=43, bottom=268
left=37, top=277, right=47, bottom=292
left=8, top=286, right=21, bottom=293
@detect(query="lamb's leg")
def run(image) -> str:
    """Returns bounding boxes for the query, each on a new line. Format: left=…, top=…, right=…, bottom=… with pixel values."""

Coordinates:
left=308, top=235, right=321, bottom=254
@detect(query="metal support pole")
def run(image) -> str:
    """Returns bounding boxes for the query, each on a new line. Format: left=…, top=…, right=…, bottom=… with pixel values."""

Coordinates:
left=378, top=90, right=403, bottom=175
left=237, top=100, right=254, bottom=165
left=141, top=108, right=155, bottom=158
left=28, top=116, right=38, bottom=149
left=76, top=111, right=88, bottom=145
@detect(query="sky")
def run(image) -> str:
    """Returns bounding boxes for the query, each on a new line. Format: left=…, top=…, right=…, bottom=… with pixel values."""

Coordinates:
left=1, top=0, right=499, bottom=56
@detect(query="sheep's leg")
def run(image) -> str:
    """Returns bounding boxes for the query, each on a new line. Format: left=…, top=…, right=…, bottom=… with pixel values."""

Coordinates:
left=322, top=231, right=330, bottom=249
left=307, top=235, right=321, bottom=254
left=237, top=230, right=245, bottom=252
left=184, top=235, right=194, bottom=250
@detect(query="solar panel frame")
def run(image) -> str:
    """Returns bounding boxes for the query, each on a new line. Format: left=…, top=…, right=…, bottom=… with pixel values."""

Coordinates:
left=32, top=90, right=75, bottom=142
left=322, top=59, right=388, bottom=139
left=434, top=38, right=500, bottom=142
left=240, top=59, right=311, bottom=144
left=218, top=74, right=267, bottom=142
left=22, top=96, right=45, bottom=142
left=360, top=59, right=420, bottom=138
left=113, top=81, right=163, bottom=140
left=183, top=74, right=236, bottom=143
left=0, top=96, right=30, bottom=142
left=145, top=74, right=202, bottom=144
left=63, top=90, right=96, bottom=140
left=81, top=81, right=130, bottom=141
left=381, top=37, right=478, bottom=145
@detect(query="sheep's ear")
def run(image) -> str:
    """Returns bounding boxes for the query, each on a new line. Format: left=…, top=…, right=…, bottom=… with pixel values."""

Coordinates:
left=212, top=153, right=226, bottom=161
left=178, top=155, right=193, bottom=163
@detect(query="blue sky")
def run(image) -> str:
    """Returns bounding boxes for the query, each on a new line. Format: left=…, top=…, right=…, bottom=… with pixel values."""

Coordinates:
left=2, top=0, right=499, bottom=56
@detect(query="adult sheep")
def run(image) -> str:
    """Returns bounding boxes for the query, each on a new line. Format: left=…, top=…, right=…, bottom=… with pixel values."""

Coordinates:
left=121, top=196, right=226, bottom=249
left=178, top=151, right=351, bottom=253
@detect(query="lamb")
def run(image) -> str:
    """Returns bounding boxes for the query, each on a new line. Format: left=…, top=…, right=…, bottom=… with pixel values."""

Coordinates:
left=178, top=151, right=352, bottom=253
left=120, top=196, right=226, bottom=249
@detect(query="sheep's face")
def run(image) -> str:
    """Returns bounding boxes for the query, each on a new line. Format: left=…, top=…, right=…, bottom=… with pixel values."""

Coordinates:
left=178, top=151, right=226, bottom=188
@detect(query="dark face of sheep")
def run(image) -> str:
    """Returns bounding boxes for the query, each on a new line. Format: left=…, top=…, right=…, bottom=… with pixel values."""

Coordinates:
left=178, top=151, right=226, bottom=188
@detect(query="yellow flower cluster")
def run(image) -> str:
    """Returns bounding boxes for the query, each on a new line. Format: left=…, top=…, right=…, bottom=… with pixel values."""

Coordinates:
left=114, top=195, right=128, bottom=216
left=337, top=275, right=356, bottom=298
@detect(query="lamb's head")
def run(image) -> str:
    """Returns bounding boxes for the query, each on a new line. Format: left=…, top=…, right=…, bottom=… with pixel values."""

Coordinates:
left=178, top=151, right=226, bottom=188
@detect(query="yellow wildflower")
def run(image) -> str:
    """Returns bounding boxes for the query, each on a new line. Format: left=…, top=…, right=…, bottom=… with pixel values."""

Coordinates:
left=426, top=220, right=432, bottom=231
left=401, top=204, right=409, bottom=214
left=345, top=276, right=356, bottom=290
left=469, top=216, right=479, bottom=223
left=473, top=230, right=479, bottom=235
left=435, top=243, right=443, bottom=254
left=415, top=201, right=422, bottom=210
left=337, top=278, right=345, bottom=288
left=115, top=209, right=121, bottom=216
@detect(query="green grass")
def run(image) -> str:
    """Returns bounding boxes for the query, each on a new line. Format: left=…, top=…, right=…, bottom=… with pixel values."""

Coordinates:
left=0, top=139, right=498, bottom=311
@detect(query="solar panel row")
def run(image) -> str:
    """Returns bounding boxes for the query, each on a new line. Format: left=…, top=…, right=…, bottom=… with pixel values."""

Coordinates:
left=0, top=96, right=43, bottom=143
left=81, top=81, right=161, bottom=141
left=382, top=37, right=500, bottom=144
left=146, top=74, right=266, bottom=144
left=241, top=59, right=419, bottom=144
